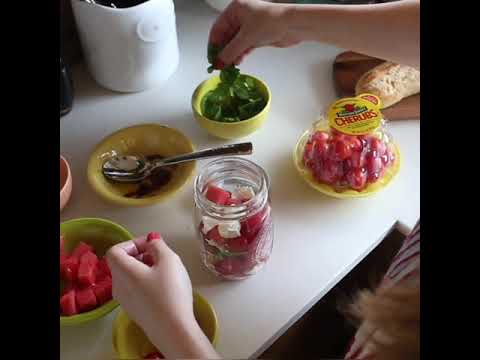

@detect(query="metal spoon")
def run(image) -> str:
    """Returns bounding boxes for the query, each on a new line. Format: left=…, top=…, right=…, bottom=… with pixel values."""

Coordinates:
left=102, top=142, right=253, bottom=183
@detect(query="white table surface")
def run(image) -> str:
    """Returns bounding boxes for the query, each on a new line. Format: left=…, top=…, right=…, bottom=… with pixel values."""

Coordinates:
left=60, top=1, right=420, bottom=359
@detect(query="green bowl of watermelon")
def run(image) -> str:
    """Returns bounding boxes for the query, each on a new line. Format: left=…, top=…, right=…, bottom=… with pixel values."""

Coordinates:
left=60, top=218, right=133, bottom=326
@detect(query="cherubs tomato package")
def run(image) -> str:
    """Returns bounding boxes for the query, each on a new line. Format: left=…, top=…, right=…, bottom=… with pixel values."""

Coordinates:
left=294, top=94, right=401, bottom=198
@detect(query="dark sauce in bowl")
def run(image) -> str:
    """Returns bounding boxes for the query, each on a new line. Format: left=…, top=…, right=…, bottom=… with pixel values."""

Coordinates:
left=123, top=155, right=177, bottom=199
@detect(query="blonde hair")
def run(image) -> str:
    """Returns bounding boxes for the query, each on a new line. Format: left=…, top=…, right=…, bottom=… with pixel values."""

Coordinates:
left=349, top=282, right=420, bottom=360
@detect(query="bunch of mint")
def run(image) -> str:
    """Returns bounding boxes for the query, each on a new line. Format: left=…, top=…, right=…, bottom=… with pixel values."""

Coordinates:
left=202, top=44, right=266, bottom=123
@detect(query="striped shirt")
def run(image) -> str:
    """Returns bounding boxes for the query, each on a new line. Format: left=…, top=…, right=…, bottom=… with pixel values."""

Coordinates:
left=344, top=221, right=420, bottom=360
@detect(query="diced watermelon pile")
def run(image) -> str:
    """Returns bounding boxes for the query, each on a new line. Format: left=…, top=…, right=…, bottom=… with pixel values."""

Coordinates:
left=303, top=130, right=396, bottom=191
left=60, top=240, right=113, bottom=316
left=200, top=184, right=272, bottom=279
left=144, top=350, right=165, bottom=359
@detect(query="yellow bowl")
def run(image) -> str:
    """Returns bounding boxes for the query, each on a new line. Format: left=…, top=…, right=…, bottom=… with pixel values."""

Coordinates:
left=191, top=75, right=271, bottom=139
left=112, top=292, right=219, bottom=358
left=293, top=129, right=401, bottom=199
left=87, top=124, right=196, bottom=207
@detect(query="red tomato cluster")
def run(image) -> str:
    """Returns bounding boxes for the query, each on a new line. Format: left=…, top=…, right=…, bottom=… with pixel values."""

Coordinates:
left=303, top=130, right=396, bottom=191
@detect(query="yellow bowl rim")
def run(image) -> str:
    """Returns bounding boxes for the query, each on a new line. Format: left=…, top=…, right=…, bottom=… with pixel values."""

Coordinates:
left=87, top=123, right=196, bottom=207
left=191, top=74, right=272, bottom=127
left=60, top=217, right=133, bottom=326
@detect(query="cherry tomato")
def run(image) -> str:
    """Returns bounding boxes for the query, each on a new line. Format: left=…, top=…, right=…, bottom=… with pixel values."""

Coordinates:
left=311, top=131, right=329, bottom=144
left=369, top=137, right=387, bottom=157
left=320, top=159, right=344, bottom=184
left=366, top=154, right=383, bottom=175
left=333, top=139, right=352, bottom=160
left=315, top=140, right=329, bottom=159
left=350, top=150, right=366, bottom=168
left=347, top=168, right=368, bottom=191
left=303, top=142, right=315, bottom=168
left=347, top=136, right=363, bottom=152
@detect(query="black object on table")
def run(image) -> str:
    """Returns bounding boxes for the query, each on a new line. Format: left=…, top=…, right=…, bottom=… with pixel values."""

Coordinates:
left=60, top=57, right=74, bottom=117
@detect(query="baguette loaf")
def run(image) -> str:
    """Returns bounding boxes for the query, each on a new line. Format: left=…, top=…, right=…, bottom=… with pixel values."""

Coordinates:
left=355, top=62, right=420, bottom=108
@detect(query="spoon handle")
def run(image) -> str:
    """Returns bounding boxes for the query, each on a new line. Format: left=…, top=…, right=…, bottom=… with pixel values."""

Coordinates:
left=154, top=142, right=253, bottom=167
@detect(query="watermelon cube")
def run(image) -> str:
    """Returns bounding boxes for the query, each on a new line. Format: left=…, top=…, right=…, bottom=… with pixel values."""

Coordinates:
left=71, top=242, right=94, bottom=260
left=78, top=252, right=98, bottom=286
left=241, top=206, right=269, bottom=239
left=93, top=277, right=112, bottom=305
left=61, top=257, right=79, bottom=282
left=80, top=251, right=98, bottom=265
left=60, top=289, right=78, bottom=316
left=227, top=236, right=249, bottom=252
left=76, top=287, right=97, bottom=312
left=205, top=185, right=231, bottom=205
left=61, top=281, right=76, bottom=296
left=206, top=226, right=226, bottom=246
left=95, top=258, right=111, bottom=281
left=147, top=232, right=161, bottom=242
left=60, top=253, right=67, bottom=273
left=144, top=351, right=164, bottom=359
left=78, top=264, right=96, bottom=286
left=225, top=198, right=242, bottom=206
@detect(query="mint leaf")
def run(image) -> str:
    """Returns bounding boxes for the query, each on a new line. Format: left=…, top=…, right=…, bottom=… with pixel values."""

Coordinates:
left=233, top=78, right=250, bottom=100
left=204, top=45, right=266, bottom=123
left=220, top=66, right=240, bottom=84
left=207, top=44, right=221, bottom=65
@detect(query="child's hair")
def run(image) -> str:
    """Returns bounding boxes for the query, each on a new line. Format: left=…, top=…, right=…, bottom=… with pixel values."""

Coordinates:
left=349, top=282, right=420, bottom=360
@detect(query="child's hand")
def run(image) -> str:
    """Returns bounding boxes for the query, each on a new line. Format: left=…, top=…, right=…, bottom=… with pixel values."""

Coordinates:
left=209, top=0, right=300, bottom=66
left=106, top=234, right=218, bottom=358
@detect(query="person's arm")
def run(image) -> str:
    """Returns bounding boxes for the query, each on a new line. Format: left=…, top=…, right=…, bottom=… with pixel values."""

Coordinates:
left=210, top=0, right=419, bottom=69
left=107, top=234, right=220, bottom=359
left=285, top=0, right=420, bottom=69
left=148, top=320, right=219, bottom=359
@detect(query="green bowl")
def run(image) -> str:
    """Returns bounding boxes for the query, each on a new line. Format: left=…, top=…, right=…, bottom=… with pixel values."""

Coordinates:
left=60, top=218, right=133, bottom=326
left=191, top=74, right=271, bottom=139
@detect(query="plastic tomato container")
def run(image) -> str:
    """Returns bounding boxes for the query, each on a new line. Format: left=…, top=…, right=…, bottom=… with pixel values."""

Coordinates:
left=294, top=94, right=401, bottom=198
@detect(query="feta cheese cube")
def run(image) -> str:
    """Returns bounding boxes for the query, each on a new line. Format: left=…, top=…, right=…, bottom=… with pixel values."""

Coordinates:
left=201, top=216, right=220, bottom=234
left=232, top=186, right=255, bottom=201
left=218, top=221, right=241, bottom=239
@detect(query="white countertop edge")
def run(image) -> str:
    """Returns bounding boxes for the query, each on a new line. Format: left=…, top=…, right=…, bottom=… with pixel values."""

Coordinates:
left=249, top=220, right=398, bottom=359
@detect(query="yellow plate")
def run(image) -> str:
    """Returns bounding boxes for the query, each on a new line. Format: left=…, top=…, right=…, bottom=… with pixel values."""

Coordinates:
left=191, top=75, right=271, bottom=140
left=87, top=124, right=196, bottom=207
left=112, top=292, right=219, bottom=358
left=293, top=129, right=401, bottom=198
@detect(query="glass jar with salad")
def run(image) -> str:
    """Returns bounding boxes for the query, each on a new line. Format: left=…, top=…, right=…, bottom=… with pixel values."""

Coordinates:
left=194, top=157, right=273, bottom=280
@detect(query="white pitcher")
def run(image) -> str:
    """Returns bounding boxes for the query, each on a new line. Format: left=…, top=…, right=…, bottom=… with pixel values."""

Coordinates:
left=71, top=0, right=179, bottom=92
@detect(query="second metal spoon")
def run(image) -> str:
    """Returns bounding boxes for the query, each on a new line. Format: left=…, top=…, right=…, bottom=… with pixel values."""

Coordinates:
left=102, top=142, right=253, bottom=183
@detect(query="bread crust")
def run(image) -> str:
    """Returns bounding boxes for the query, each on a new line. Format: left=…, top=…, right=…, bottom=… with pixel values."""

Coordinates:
left=355, top=62, right=420, bottom=108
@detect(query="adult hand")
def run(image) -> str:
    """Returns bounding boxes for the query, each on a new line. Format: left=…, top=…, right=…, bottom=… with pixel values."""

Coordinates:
left=209, top=0, right=300, bottom=65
